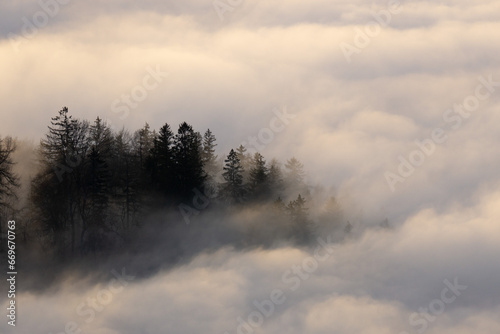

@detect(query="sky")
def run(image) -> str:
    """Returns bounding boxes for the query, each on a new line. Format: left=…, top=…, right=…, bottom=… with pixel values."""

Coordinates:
left=1, top=1, right=500, bottom=333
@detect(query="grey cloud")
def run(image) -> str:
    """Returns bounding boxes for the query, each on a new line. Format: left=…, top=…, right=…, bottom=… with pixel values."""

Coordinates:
left=2, top=190, right=500, bottom=333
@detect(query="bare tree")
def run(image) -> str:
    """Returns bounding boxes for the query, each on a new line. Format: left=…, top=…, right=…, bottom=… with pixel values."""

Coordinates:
left=0, top=136, right=19, bottom=251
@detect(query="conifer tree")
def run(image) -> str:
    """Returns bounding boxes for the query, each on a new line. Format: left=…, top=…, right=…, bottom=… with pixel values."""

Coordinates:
left=284, top=157, right=305, bottom=185
left=202, top=129, right=218, bottom=179
left=249, top=152, right=269, bottom=199
left=221, top=149, right=245, bottom=203
left=172, top=122, right=206, bottom=200
left=36, top=107, right=90, bottom=254
left=111, top=129, right=140, bottom=230
left=134, top=123, right=154, bottom=166
left=236, top=145, right=251, bottom=184
left=268, top=158, right=284, bottom=196
left=149, top=123, right=175, bottom=195
left=287, top=194, right=312, bottom=243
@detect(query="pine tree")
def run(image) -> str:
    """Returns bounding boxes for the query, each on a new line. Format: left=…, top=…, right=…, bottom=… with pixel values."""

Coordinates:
left=36, top=107, right=90, bottom=254
left=111, top=129, right=140, bottom=230
left=284, top=157, right=309, bottom=198
left=268, top=158, right=284, bottom=196
left=202, top=129, right=218, bottom=179
left=273, top=196, right=286, bottom=212
left=236, top=145, right=250, bottom=165
left=284, top=157, right=305, bottom=185
left=249, top=152, right=269, bottom=200
left=134, top=123, right=154, bottom=166
left=221, top=149, right=245, bottom=203
left=172, top=122, right=206, bottom=201
left=82, top=118, right=113, bottom=238
left=149, top=123, right=175, bottom=195
left=40, top=107, right=89, bottom=177
left=80, top=146, right=111, bottom=253
left=286, top=194, right=312, bottom=244
left=89, top=117, right=113, bottom=158
left=321, top=196, right=343, bottom=230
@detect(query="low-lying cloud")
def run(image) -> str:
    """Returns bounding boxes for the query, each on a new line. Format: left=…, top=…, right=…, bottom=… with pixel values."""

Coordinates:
left=2, top=188, right=499, bottom=333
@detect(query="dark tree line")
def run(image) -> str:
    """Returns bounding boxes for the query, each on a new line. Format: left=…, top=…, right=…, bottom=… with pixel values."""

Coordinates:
left=6, top=107, right=316, bottom=257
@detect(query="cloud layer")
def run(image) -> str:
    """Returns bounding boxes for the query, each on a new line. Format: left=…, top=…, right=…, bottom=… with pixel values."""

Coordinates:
left=2, top=189, right=500, bottom=333
left=1, top=1, right=499, bottom=333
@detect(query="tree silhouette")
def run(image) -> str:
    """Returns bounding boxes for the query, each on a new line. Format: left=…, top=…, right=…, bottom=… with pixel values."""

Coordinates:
left=249, top=152, right=269, bottom=200
left=0, top=136, right=19, bottom=253
left=111, top=129, right=140, bottom=230
left=287, top=194, right=312, bottom=243
left=202, top=129, right=218, bottom=180
left=172, top=122, right=206, bottom=201
left=80, top=146, right=111, bottom=253
left=285, top=157, right=305, bottom=185
left=149, top=123, right=175, bottom=196
left=22, top=108, right=328, bottom=258
left=37, top=107, right=90, bottom=254
left=221, top=149, right=245, bottom=203
left=134, top=123, right=155, bottom=166
left=268, top=158, right=284, bottom=197
left=0, top=137, right=19, bottom=210
left=236, top=145, right=251, bottom=184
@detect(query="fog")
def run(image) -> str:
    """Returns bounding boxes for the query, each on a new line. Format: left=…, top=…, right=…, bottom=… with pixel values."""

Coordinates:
left=1, top=0, right=500, bottom=333
left=1, top=187, right=500, bottom=333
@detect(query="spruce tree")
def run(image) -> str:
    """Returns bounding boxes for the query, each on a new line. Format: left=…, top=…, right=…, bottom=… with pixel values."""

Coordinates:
left=286, top=194, right=312, bottom=244
left=149, top=123, right=175, bottom=195
left=202, top=129, right=218, bottom=179
left=172, top=122, right=206, bottom=200
left=36, top=107, right=90, bottom=254
left=236, top=144, right=251, bottom=184
left=249, top=152, right=269, bottom=199
left=134, top=123, right=155, bottom=166
left=268, top=158, right=284, bottom=196
left=284, top=157, right=305, bottom=185
left=221, top=149, right=245, bottom=203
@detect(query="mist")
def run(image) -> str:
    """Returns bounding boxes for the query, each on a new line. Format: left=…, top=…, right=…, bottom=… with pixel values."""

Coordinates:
left=2, top=188, right=500, bottom=333
left=1, top=0, right=500, bottom=333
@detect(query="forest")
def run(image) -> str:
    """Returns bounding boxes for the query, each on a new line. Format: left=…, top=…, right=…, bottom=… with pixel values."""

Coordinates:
left=0, top=107, right=348, bottom=267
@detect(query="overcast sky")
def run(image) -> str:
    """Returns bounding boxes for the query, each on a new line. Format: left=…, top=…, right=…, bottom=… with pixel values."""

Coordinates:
left=1, top=1, right=500, bottom=333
